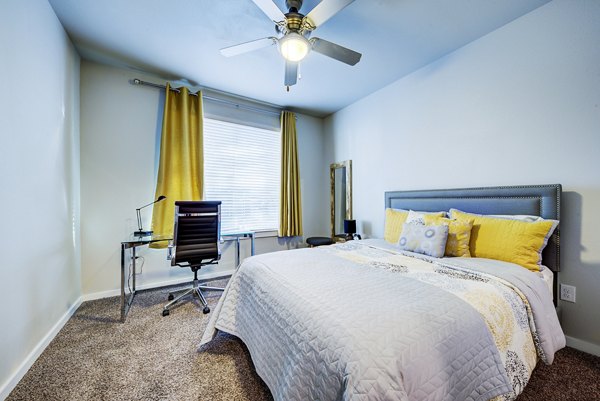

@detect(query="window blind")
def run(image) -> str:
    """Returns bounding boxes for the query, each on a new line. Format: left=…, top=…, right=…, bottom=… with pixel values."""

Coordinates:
left=204, top=118, right=281, bottom=233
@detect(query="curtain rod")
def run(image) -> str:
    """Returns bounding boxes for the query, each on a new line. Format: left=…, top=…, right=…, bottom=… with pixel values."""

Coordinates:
left=131, top=78, right=282, bottom=117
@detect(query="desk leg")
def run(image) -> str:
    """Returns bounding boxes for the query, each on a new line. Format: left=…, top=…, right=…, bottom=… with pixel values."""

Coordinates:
left=250, top=233, right=255, bottom=256
left=120, top=244, right=126, bottom=322
left=132, top=247, right=136, bottom=292
left=236, top=237, right=241, bottom=268
left=120, top=245, right=137, bottom=322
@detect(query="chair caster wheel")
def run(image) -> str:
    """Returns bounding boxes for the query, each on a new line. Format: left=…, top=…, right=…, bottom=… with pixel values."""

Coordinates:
left=168, top=294, right=174, bottom=301
left=162, top=309, right=170, bottom=317
left=203, top=307, right=210, bottom=314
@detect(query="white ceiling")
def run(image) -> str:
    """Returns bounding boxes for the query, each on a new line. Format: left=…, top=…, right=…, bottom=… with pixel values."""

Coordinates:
left=48, top=0, right=550, bottom=117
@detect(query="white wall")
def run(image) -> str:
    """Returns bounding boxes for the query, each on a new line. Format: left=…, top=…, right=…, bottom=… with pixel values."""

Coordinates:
left=324, top=0, right=600, bottom=352
left=0, top=0, right=80, bottom=396
left=80, top=61, right=327, bottom=297
left=297, top=112, right=330, bottom=238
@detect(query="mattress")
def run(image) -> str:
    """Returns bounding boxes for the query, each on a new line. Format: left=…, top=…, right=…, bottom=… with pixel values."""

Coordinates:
left=201, top=239, right=565, bottom=401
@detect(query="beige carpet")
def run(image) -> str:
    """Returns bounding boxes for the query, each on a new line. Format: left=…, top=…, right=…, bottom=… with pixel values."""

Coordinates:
left=7, top=282, right=272, bottom=401
left=7, top=282, right=600, bottom=401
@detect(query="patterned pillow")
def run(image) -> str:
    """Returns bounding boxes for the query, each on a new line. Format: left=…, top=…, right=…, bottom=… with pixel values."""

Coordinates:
left=423, top=215, right=474, bottom=257
left=397, top=223, right=449, bottom=258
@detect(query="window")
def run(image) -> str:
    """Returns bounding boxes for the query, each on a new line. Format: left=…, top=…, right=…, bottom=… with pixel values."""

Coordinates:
left=204, top=118, right=281, bottom=233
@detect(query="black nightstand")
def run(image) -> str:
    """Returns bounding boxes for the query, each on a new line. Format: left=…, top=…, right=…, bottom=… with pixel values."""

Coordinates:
left=334, top=233, right=362, bottom=242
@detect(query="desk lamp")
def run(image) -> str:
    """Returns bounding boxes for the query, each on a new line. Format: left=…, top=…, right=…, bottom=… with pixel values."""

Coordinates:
left=134, top=195, right=166, bottom=236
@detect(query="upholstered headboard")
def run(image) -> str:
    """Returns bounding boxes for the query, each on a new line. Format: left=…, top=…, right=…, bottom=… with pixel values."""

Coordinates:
left=384, top=184, right=562, bottom=273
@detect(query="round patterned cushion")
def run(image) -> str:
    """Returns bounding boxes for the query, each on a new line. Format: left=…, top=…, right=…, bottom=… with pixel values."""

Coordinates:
left=306, top=237, right=335, bottom=247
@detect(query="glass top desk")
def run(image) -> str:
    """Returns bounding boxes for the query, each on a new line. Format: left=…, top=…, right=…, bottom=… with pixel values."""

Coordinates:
left=120, top=231, right=255, bottom=322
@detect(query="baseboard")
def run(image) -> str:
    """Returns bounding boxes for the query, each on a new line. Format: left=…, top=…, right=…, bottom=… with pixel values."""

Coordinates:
left=566, top=335, right=600, bottom=356
left=81, top=269, right=236, bottom=302
left=0, top=296, right=83, bottom=400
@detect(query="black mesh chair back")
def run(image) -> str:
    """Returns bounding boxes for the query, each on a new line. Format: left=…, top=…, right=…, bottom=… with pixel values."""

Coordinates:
left=172, top=201, right=221, bottom=269
left=163, top=200, right=224, bottom=316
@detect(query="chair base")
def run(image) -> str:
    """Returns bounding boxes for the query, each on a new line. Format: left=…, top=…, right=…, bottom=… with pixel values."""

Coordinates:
left=162, top=278, right=224, bottom=316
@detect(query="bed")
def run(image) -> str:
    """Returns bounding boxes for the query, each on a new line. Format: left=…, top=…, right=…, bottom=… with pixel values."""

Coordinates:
left=201, top=184, right=566, bottom=401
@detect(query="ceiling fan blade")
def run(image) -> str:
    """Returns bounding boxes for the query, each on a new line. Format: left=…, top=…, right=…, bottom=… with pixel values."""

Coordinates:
left=305, top=0, right=355, bottom=27
left=220, top=37, right=276, bottom=57
left=310, top=38, right=361, bottom=66
left=251, top=0, right=286, bottom=22
left=284, top=61, right=298, bottom=87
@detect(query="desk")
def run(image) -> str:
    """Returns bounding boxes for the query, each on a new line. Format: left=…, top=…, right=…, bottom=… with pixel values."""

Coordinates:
left=120, top=231, right=255, bottom=322
left=223, top=231, right=255, bottom=268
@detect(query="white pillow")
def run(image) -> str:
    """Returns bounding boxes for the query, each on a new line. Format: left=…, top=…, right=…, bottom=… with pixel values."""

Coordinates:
left=406, top=210, right=447, bottom=225
left=448, top=208, right=545, bottom=222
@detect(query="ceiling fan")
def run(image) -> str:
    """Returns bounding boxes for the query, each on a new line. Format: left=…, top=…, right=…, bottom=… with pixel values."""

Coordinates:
left=220, top=0, right=361, bottom=89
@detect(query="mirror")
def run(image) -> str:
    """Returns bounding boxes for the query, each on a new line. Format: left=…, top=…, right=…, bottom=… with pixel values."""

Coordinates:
left=330, top=160, right=352, bottom=237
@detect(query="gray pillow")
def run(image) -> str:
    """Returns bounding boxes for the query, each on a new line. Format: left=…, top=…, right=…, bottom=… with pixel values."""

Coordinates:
left=397, top=223, right=449, bottom=258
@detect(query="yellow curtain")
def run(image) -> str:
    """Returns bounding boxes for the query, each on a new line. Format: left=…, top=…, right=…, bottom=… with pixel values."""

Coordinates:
left=279, top=110, right=303, bottom=237
left=150, top=83, right=203, bottom=246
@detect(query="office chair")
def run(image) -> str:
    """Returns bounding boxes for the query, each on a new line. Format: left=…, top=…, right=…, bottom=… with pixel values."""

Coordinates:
left=162, top=201, right=224, bottom=316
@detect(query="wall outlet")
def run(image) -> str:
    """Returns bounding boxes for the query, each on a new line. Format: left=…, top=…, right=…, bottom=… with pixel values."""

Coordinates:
left=560, top=284, right=576, bottom=303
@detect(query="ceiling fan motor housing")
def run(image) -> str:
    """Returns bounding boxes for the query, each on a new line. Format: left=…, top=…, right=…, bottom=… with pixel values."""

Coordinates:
left=285, top=0, right=303, bottom=12
left=285, top=12, right=304, bottom=32
left=284, top=0, right=307, bottom=32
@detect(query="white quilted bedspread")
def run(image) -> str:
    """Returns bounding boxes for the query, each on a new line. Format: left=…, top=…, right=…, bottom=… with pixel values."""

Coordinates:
left=200, top=240, right=564, bottom=401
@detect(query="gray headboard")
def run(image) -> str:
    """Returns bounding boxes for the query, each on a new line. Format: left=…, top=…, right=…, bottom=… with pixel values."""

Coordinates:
left=384, top=184, right=562, bottom=273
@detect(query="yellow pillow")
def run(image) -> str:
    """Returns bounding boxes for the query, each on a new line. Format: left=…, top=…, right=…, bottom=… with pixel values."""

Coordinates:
left=384, top=208, right=408, bottom=243
left=450, top=209, right=558, bottom=272
left=423, top=215, right=473, bottom=257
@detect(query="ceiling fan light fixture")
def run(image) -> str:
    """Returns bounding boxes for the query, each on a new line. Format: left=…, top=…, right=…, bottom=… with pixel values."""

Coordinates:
left=278, top=32, right=310, bottom=62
